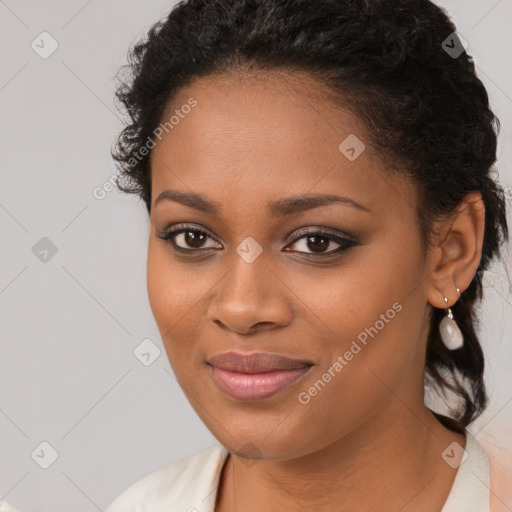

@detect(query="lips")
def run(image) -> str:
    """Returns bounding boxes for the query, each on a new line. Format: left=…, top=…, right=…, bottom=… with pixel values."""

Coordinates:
left=207, top=351, right=313, bottom=401
left=207, top=351, right=313, bottom=373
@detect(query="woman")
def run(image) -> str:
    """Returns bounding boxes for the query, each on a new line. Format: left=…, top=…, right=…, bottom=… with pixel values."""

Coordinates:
left=105, top=0, right=509, bottom=510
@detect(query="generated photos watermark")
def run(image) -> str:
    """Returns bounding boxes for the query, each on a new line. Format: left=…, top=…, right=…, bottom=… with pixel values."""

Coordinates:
left=298, top=301, right=403, bottom=405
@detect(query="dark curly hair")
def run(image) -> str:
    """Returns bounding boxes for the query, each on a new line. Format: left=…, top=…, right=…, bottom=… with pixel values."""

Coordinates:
left=112, top=0, right=509, bottom=429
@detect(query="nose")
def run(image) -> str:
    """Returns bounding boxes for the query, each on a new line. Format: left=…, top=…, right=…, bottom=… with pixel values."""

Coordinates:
left=206, top=253, right=293, bottom=335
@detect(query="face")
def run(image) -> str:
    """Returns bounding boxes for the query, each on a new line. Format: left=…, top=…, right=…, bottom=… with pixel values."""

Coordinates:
left=147, top=70, right=432, bottom=460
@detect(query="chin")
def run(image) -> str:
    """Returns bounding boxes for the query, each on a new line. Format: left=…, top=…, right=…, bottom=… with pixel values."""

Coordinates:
left=205, top=416, right=316, bottom=461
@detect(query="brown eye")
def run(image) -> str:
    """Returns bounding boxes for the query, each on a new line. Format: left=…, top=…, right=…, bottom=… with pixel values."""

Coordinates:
left=156, top=225, right=358, bottom=257
left=285, top=229, right=358, bottom=256
left=181, top=230, right=208, bottom=249
left=156, top=226, right=221, bottom=252
left=304, top=234, right=330, bottom=253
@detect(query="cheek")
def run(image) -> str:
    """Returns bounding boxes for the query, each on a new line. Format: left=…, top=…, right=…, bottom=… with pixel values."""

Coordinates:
left=147, top=238, right=209, bottom=320
left=289, top=296, right=420, bottom=452
left=291, top=240, right=424, bottom=395
left=146, top=241, right=203, bottom=361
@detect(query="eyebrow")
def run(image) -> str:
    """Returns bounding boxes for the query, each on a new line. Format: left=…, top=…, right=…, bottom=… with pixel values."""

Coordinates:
left=154, top=189, right=373, bottom=217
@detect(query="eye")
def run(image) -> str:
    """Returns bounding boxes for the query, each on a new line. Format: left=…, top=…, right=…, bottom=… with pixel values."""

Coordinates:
left=156, top=224, right=358, bottom=257
left=156, top=225, right=221, bottom=253
left=284, top=228, right=358, bottom=256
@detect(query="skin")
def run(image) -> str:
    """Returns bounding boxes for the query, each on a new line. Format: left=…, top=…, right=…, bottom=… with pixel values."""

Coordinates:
left=146, top=69, right=485, bottom=512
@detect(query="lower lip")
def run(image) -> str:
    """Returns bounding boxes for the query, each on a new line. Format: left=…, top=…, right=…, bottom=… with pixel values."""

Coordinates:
left=209, top=365, right=312, bottom=401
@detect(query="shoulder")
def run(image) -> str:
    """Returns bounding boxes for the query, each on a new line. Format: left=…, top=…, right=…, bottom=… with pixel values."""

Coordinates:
left=105, top=443, right=229, bottom=512
left=441, top=429, right=491, bottom=512
left=480, top=431, right=512, bottom=512
left=0, top=502, right=23, bottom=512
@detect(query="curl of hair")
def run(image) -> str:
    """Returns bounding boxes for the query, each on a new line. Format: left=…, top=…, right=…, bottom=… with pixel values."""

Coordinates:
left=112, top=0, right=510, bottom=429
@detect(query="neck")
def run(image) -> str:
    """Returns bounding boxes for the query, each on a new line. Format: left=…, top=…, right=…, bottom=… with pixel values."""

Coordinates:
left=215, top=403, right=466, bottom=512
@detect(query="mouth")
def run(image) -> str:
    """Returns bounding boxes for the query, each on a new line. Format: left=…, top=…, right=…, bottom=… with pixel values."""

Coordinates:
left=207, top=351, right=314, bottom=402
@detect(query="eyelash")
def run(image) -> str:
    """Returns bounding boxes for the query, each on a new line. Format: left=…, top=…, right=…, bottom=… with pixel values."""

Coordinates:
left=155, top=224, right=358, bottom=257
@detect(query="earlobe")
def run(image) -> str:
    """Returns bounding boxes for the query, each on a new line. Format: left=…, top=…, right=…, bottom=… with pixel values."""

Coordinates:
left=426, top=190, right=485, bottom=309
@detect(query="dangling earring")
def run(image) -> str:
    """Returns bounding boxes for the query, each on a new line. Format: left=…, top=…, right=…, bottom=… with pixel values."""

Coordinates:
left=439, top=288, right=463, bottom=350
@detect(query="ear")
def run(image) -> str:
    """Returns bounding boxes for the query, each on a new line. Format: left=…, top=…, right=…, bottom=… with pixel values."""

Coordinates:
left=426, top=191, right=485, bottom=309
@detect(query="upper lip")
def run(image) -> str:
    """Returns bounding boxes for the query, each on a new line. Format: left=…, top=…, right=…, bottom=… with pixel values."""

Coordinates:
left=207, top=351, right=313, bottom=373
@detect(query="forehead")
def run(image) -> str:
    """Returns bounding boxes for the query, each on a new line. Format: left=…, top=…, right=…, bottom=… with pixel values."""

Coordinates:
left=155, top=69, right=370, bottom=158
left=150, top=70, right=415, bottom=219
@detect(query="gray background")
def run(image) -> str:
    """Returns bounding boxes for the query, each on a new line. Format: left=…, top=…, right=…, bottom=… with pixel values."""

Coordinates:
left=0, top=1, right=511, bottom=511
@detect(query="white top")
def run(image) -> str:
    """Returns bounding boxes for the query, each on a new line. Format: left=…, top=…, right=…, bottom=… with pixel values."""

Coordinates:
left=100, top=429, right=490, bottom=512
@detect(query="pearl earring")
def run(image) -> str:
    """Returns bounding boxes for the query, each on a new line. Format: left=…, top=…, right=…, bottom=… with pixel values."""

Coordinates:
left=439, top=288, right=463, bottom=350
